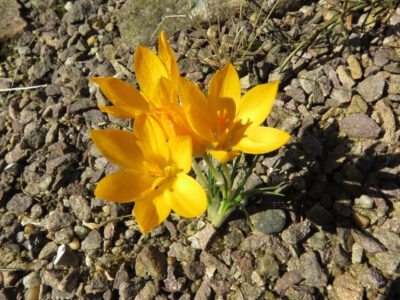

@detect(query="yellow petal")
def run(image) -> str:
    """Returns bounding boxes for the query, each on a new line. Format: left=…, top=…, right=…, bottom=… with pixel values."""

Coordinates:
left=95, top=171, right=154, bottom=202
left=237, top=81, right=279, bottom=126
left=134, top=46, right=169, bottom=100
left=134, top=188, right=171, bottom=232
left=234, top=126, right=290, bottom=154
left=90, top=130, right=143, bottom=170
left=208, top=63, right=241, bottom=105
left=165, top=174, right=207, bottom=218
left=98, top=105, right=136, bottom=119
left=158, top=31, right=179, bottom=82
left=134, top=114, right=170, bottom=165
left=91, top=77, right=149, bottom=112
left=168, top=136, right=192, bottom=174
left=208, top=150, right=240, bottom=164
left=179, top=77, right=215, bottom=142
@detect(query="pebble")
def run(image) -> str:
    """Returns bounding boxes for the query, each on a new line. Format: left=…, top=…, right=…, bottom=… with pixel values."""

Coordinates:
left=369, top=251, right=400, bottom=275
left=81, top=230, right=102, bottom=253
left=250, top=209, right=287, bottom=235
left=336, top=65, right=355, bottom=89
left=298, top=251, right=328, bottom=287
left=354, top=195, right=374, bottom=209
left=47, top=211, right=75, bottom=232
left=6, top=193, right=33, bottom=213
left=282, top=221, right=311, bottom=244
left=306, top=204, right=334, bottom=226
left=22, top=272, right=41, bottom=288
left=352, top=230, right=387, bottom=253
left=347, top=55, right=363, bottom=79
left=135, top=245, right=167, bottom=279
left=357, top=75, right=386, bottom=102
left=346, top=95, right=368, bottom=115
left=333, top=272, right=364, bottom=300
left=339, top=114, right=381, bottom=139
left=351, top=242, right=364, bottom=263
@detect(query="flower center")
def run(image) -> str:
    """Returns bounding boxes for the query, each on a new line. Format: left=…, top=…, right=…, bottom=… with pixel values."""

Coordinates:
left=143, top=161, right=177, bottom=178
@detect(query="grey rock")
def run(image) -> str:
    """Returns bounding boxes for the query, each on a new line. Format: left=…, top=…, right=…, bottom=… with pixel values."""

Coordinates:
left=306, top=232, right=329, bottom=251
left=41, top=270, right=63, bottom=289
left=339, top=114, right=381, bottom=139
left=357, top=75, right=386, bottom=102
left=223, top=228, right=244, bottom=249
left=23, top=272, right=41, bottom=288
left=333, top=272, right=364, bottom=300
left=285, top=86, right=306, bottom=103
left=358, top=265, right=386, bottom=289
left=307, top=204, right=333, bottom=226
left=369, top=251, right=400, bottom=275
left=0, top=0, right=26, bottom=40
left=116, top=0, right=189, bottom=47
left=240, top=234, right=270, bottom=252
left=336, top=66, right=355, bottom=89
left=200, top=251, right=229, bottom=278
left=188, top=223, right=216, bottom=250
left=352, top=230, right=387, bottom=253
left=250, top=209, right=286, bottom=234
left=47, top=211, right=75, bottom=232
left=62, top=0, right=93, bottom=24
left=346, top=95, right=368, bottom=115
left=330, top=87, right=352, bottom=104
left=69, top=195, right=91, bottom=221
left=375, top=100, right=397, bottom=143
left=119, top=281, right=142, bottom=300
left=6, top=193, right=33, bottom=213
left=256, top=253, right=280, bottom=279
left=134, top=281, right=159, bottom=300
left=372, top=229, right=400, bottom=252
left=113, top=263, right=129, bottom=290
left=274, top=270, right=303, bottom=294
left=135, top=245, right=167, bottom=279
left=168, top=242, right=196, bottom=262
left=374, top=47, right=395, bottom=67
left=182, top=261, right=204, bottom=281
left=332, top=244, right=351, bottom=267
left=81, top=230, right=102, bottom=253
left=59, top=269, right=80, bottom=293
left=299, top=68, right=324, bottom=94
left=5, top=143, right=28, bottom=164
left=347, top=55, right=363, bottom=79
left=282, top=221, right=311, bottom=244
left=38, top=241, right=58, bottom=260
left=194, top=279, right=213, bottom=300
left=298, top=252, right=328, bottom=287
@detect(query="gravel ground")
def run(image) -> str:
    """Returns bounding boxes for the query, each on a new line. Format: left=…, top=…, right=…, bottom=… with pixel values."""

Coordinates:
left=0, top=0, right=399, bottom=299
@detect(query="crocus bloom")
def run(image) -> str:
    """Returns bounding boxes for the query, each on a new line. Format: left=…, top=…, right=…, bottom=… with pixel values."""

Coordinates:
left=90, top=114, right=207, bottom=232
left=179, top=63, right=290, bottom=163
left=91, top=31, right=207, bottom=155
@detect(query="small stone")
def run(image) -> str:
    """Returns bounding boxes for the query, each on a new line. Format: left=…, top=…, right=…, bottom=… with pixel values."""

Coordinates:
left=135, top=245, right=167, bottom=279
left=332, top=244, right=351, bottom=267
left=256, top=253, right=280, bottom=279
left=373, top=229, right=400, bottom=252
left=69, top=195, right=91, bottom=221
left=134, top=281, right=159, bottom=300
left=81, top=230, right=102, bottom=253
left=6, top=193, right=33, bottom=213
left=369, top=251, right=400, bottom=275
left=346, top=95, right=368, bottom=115
left=250, top=209, right=286, bottom=235
left=47, top=211, right=75, bottom=232
left=357, top=75, right=386, bottom=102
left=375, top=100, right=397, bottom=143
left=352, top=230, right=387, bottom=253
left=347, top=55, right=363, bottom=79
left=307, top=232, right=329, bottom=251
left=336, top=66, right=355, bottom=89
left=168, top=242, right=196, bottom=262
left=298, top=251, right=328, bottom=287
left=354, top=195, right=374, bottom=209
left=281, top=221, right=311, bottom=244
left=274, top=271, right=303, bottom=294
left=330, top=87, right=352, bottom=104
left=194, top=279, right=213, bottom=300
left=353, top=213, right=371, bottom=229
left=339, top=114, right=381, bottom=139
left=199, top=251, right=229, bottom=279
left=23, top=272, right=41, bottom=288
left=188, top=223, right=216, bottom=250
left=351, top=242, right=364, bottom=263
left=333, top=273, right=364, bottom=300
left=0, top=0, right=26, bottom=40
left=358, top=265, right=386, bottom=289
left=38, top=241, right=58, bottom=260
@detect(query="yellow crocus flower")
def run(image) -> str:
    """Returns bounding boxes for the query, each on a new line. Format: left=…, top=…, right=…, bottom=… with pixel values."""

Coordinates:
left=90, top=114, right=207, bottom=232
left=179, top=63, right=291, bottom=163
